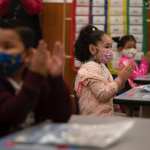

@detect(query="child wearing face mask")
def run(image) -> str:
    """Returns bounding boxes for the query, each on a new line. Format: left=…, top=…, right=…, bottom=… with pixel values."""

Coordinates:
left=0, top=20, right=72, bottom=136
left=107, top=37, right=120, bottom=77
left=118, top=35, right=149, bottom=88
left=74, top=25, right=134, bottom=116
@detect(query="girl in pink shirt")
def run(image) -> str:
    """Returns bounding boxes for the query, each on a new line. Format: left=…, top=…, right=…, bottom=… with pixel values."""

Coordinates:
left=118, top=35, right=149, bottom=88
left=74, top=25, right=133, bottom=116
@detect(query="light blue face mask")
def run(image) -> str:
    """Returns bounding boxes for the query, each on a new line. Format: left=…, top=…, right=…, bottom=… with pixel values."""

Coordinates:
left=0, top=53, right=22, bottom=77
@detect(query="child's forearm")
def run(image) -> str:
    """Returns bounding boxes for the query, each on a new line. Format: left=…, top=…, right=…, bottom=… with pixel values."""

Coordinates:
left=89, top=79, right=119, bottom=103
left=47, top=75, right=72, bottom=122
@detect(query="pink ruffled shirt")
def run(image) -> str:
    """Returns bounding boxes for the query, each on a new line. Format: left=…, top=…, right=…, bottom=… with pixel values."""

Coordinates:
left=118, top=56, right=149, bottom=87
left=74, top=61, right=119, bottom=116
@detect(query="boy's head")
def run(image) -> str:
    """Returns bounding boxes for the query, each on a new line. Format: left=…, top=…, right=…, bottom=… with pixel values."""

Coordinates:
left=75, top=24, right=113, bottom=64
left=0, top=20, right=35, bottom=53
left=0, top=20, right=35, bottom=76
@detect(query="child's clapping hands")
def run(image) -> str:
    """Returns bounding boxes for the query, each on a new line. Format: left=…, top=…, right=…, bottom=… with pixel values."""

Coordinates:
left=29, top=40, right=65, bottom=77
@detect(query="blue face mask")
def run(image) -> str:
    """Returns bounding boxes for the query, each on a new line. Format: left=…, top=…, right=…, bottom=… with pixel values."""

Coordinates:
left=0, top=53, right=22, bottom=77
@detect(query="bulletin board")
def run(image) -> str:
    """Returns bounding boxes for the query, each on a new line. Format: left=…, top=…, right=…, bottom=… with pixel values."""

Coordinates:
left=71, top=0, right=148, bottom=69
left=70, top=0, right=91, bottom=70
left=127, top=0, right=147, bottom=53
left=107, top=0, right=127, bottom=37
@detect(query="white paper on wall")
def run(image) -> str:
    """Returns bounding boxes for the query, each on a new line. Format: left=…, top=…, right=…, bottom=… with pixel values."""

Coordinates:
left=92, top=7, right=105, bottom=15
left=76, top=0, right=90, bottom=5
left=129, top=25, right=143, bottom=34
left=111, top=33, right=124, bottom=37
left=110, top=16, right=124, bottom=25
left=110, top=0, right=123, bottom=7
left=76, top=7, right=89, bottom=15
left=129, top=16, right=143, bottom=25
left=109, top=7, right=123, bottom=16
left=133, top=34, right=143, bottom=43
left=92, top=0, right=105, bottom=6
left=93, top=16, right=105, bottom=24
left=129, top=7, right=143, bottom=16
left=110, top=25, right=124, bottom=34
left=129, top=0, right=143, bottom=7
left=76, top=24, right=87, bottom=32
left=76, top=16, right=89, bottom=24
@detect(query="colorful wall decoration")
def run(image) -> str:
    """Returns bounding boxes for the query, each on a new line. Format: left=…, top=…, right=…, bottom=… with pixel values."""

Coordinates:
left=71, top=0, right=147, bottom=68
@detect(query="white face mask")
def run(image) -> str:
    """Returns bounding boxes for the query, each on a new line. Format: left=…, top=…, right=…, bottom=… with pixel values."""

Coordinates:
left=121, top=48, right=137, bottom=58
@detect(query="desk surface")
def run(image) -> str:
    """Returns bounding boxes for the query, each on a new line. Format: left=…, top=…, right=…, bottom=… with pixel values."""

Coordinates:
left=134, top=74, right=150, bottom=84
left=70, top=116, right=150, bottom=150
left=114, top=86, right=150, bottom=105
left=0, top=116, right=150, bottom=150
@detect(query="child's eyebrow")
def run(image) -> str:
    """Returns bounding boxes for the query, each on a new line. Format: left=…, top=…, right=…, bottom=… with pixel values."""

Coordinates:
left=103, top=42, right=112, bottom=45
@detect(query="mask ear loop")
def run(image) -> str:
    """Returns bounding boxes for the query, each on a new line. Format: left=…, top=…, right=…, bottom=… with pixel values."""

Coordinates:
left=93, top=46, right=103, bottom=62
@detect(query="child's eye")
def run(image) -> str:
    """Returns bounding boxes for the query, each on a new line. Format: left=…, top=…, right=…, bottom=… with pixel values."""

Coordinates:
left=3, top=43, right=15, bottom=49
left=105, top=45, right=112, bottom=49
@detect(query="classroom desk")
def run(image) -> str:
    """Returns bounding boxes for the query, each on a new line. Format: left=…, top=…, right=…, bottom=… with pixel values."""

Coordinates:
left=114, top=86, right=150, bottom=116
left=134, top=74, right=150, bottom=84
left=70, top=116, right=150, bottom=150
left=0, top=116, right=150, bottom=150
left=114, top=86, right=150, bottom=105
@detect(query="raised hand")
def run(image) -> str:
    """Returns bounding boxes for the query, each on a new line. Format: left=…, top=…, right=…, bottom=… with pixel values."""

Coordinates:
left=118, top=63, right=134, bottom=82
left=47, top=41, right=65, bottom=76
left=29, top=40, right=49, bottom=76
left=114, top=63, right=134, bottom=90
left=29, top=40, right=65, bottom=77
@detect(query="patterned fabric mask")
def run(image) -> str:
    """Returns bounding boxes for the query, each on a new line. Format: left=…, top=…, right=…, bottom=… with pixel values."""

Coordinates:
left=99, top=49, right=114, bottom=64
left=0, top=53, right=22, bottom=77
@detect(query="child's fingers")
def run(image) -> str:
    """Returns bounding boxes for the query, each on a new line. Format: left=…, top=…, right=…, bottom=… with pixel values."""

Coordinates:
left=37, top=40, right=48, bottom=52
left=31, top=48, right=36, bottom=54
left=52, top=41, right=65, bottom=58
left=37, top=40, right=50, bottom=61
left=124, top=64, right=133, bottom=74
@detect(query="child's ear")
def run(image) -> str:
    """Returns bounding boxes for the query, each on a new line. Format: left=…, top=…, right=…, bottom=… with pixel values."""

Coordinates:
left=89, top=44, right=97, bottom=55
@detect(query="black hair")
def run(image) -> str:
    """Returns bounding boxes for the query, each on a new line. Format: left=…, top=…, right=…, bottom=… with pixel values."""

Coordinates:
left=75, top=24, right=105, bottom=62
left=0, top=19, right=35, bottom=50
left=112, top=37, right=120, bottom=43
left=15, top=27, right=35, bottom=49
left=117, top=35, right=136, bottom=48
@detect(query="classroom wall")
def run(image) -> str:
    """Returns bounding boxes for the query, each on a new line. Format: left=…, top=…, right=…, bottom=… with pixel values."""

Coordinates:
left=42, top=0, right=75, bottom=91
left=41, top=1, right=150, bottom=91
left=147, top=9, right=150, bottom=51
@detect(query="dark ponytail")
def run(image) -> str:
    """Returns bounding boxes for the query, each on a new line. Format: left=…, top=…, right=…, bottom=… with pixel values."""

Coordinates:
left=75, top=24, right=105, bottom=62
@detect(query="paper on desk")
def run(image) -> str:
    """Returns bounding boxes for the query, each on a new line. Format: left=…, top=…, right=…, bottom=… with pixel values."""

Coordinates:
left=14, top=120, right=134, bottom=148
